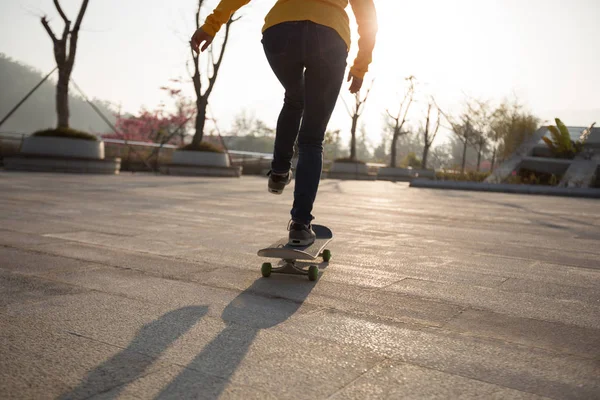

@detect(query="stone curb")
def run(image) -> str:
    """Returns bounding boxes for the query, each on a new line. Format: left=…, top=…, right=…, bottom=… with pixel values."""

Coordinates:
left=409, top=178, right=600, bottom=198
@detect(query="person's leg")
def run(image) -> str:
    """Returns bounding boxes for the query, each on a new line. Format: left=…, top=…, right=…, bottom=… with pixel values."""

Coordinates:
left=290, top=23, right=348, bottom=229
left=261, top=22, right=305, bottom=195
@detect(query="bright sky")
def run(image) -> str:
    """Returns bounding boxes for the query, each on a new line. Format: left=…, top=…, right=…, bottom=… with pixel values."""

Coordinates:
left=1, top=0, right=599, bottom=147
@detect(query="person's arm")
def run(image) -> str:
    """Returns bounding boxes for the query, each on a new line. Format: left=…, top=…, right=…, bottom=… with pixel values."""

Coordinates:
left=191, top=0, right=251, bottom=52
left=201, top=0, right=251, bottom=36
left=348, top=0, right=378, bottom=81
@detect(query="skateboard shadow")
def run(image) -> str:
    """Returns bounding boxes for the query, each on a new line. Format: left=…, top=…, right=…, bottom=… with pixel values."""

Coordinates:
left=57, top=305, right=209, bottom=400
left=154, top=277, right=318, bottom=398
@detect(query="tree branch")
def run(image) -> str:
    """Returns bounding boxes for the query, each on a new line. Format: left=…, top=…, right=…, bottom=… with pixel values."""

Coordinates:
left=53, top=0, right=70, bottom=25
left=72, top=0, right=89, bottom=32
left=341, top=95, right=353, bottom=117
left=204, top=12, right=239, bottom=100
left=429, top=110, right=441, bottom=146
left=41, top=17, right=58, bottom=43
left=66, top=0, right=89, bottom=68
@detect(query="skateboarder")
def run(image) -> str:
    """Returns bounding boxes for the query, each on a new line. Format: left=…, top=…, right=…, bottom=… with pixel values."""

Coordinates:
left=192, top=0, right=377, bottom=246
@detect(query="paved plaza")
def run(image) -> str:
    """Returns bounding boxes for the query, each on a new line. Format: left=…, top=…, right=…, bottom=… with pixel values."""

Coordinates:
left=0, top=171, right=599, bottom=399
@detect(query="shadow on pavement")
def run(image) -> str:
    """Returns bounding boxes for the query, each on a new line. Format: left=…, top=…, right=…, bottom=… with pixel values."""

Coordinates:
left=155, top=277, right=317, bottom=398
left=60, top=277, right=316, bottom=399
left=58, top=305, right=209, bottom=400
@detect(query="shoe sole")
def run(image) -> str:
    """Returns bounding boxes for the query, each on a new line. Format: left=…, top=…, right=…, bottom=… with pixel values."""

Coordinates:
left=268, top=188, right=283, bottom=195
left=288, top=237, right=315, bottom=246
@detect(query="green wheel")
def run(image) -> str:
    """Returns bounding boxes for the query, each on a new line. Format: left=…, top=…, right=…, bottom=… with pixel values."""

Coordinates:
left=261, top=262, right=272, bottom=278
left=308, top=265, right=319, bottom=281
left=322, top=249, right=332, bottom=262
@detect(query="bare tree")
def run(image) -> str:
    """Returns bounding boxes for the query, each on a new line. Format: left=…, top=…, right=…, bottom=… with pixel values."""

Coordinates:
left=41, top=0, right=90, bottom=129
left=438, top=104, right=478, bottom=174
left=489, top=99, right=540, bottom=169
left=189, top=0, right=240, bottom=148
left=465, top=99, right=493, bottom=171
left=420, top=100, right=440, bottom=170
left=385, top=76, right=416, bottom=168
left=341, top=80, right=374, bottom=161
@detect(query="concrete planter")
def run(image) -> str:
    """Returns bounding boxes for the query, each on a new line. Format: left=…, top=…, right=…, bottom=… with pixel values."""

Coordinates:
left=327, top=161, right=374, bottom=180
left=171, top=150, right=230, bottom=167
left=378, top=167, right=435, bottom=182
left=161, top=149, right=241, bottom=177
left=20, top=136, right=104, bottom=159
left=3, top=135, right=120, bottom=174
left=4, top=155, right=120, bottom=174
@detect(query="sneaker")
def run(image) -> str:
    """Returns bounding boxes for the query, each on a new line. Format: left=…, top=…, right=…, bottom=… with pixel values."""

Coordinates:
left=288, top=220, right=316, bottom=246
left=267, top=170, right=291, bottom=195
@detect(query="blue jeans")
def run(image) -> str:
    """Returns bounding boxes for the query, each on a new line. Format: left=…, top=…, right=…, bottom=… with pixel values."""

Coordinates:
left=262, top=21, right=348, bottom=225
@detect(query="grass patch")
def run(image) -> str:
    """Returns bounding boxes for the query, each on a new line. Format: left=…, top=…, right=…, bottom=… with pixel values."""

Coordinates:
left=180, top=141, right=224, bottom=153
left=32, top=127, right=98, bottom=141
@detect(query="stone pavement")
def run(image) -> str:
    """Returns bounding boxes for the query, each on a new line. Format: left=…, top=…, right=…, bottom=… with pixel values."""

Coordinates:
left=0, top=171, right=599, bottom=399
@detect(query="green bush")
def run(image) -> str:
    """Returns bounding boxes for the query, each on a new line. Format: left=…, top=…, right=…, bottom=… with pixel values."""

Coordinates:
left=180, top=141, right=224, bottom=153
left=504, top=168, right=562, bottom=186
left=541, top=118, right=583, bottom=159
left=435, top=171, right=491, bottom=182
left=400, top=152, right=422, bottom=168
left=32, top=127, right=98, bottom=141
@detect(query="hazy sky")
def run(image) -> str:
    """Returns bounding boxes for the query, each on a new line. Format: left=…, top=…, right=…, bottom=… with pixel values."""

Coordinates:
left=1, top=0, right=599, bottom=147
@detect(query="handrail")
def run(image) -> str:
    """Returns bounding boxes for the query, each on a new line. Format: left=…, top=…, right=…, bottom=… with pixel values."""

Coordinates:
left=0, top=132, right=273, bottom=159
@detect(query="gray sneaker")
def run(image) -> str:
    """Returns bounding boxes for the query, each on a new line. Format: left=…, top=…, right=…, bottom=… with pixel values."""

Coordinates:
left=267, top=170, right=291, bottom=195
left=288, top=220, right=316, bottom=246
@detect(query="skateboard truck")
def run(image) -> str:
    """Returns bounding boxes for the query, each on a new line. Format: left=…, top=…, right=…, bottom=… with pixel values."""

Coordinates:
left=258, top=225, right=333, bottom=281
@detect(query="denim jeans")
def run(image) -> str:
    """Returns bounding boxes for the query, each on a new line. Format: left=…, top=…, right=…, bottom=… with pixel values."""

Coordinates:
left=262, top=21, right=348, bottom=225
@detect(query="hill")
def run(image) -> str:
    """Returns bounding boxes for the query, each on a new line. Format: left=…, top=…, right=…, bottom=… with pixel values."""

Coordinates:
left=0, top=53, right=116, bottom=134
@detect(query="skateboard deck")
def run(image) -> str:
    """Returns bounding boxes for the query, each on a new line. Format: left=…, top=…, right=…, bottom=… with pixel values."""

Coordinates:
left=257, top=224, right=333, bottom=281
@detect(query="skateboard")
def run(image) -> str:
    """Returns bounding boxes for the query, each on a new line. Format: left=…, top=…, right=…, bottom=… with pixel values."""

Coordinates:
left=257, top=225, right=333, bottom=281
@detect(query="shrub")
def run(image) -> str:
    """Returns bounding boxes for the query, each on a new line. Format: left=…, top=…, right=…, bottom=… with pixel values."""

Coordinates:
left=180, top=141, right=224, bottom=153
left=32, top=127, right=98, bottom=141
left=435, top=170, right=491, bottom=182
left=504, top=168, right=562, bottom=186
left=541, top=118, right=583, bottom=159
left=400, top=152, right=422, bottom=168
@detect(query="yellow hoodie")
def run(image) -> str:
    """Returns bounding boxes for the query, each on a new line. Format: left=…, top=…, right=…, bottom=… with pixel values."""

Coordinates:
left=201, top=0, right=377, bottom=79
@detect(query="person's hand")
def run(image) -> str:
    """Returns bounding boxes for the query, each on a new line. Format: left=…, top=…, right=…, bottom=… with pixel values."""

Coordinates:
left=191, top=28, right=214, bottom=53
left=347, top=71, right=363, bottom=94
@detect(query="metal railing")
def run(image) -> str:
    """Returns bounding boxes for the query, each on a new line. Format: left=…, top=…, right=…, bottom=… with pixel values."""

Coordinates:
left=0, top=132, right=273, bottom=173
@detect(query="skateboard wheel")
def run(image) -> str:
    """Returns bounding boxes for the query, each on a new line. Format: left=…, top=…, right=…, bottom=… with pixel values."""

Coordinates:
left=261, top=262, right=272, bottom=278
left=322, top=249, right=332, bottom=262
left=308, top=265, right=319, bottom=281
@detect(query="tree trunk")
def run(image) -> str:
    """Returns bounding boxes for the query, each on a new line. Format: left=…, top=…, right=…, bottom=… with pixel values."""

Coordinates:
left=461, top=140, right=467, bottom=174
left=476, top=146, right=482, bottom=172
left=390, top=132, right=398, bottom=168
left=422, top=145, right=429, bottom=170
left=350, top=115, right=358, bottom=161
left=56, top=70, right=70, bottom=128
left=192, top=98, right=207, bottom=146
left=490, top=147, right=497, bottom=172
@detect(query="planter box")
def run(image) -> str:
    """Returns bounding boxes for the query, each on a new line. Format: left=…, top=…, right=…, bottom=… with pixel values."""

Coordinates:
left=162, top=150, right=241, bottom=177
left=378, top=167, right=435, bottom=181
left=21, top=136, right=104, bottom=159
left=4, top=154, right=120, bottom=174
left=327, top=161, right=375, bottom=180
left=160, top=164, right=242, bottom=177
left=3, top=136, right=119, bottom=174
left=171, top=150, right=230, bottom=167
